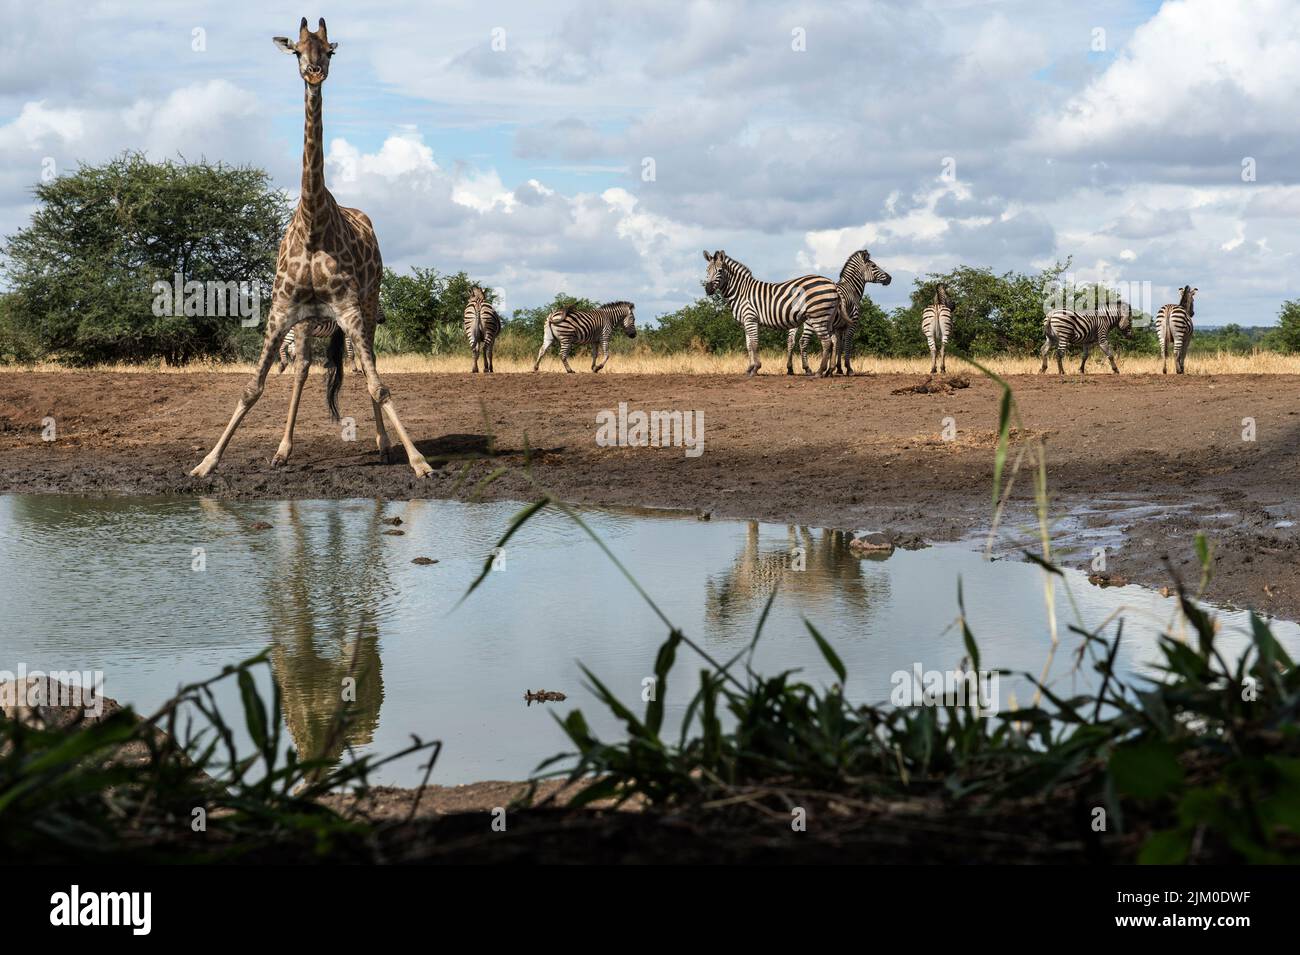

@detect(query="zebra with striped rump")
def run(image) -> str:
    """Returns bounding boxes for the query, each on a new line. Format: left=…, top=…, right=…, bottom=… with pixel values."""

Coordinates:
left=463, top=286, right=501, bottom=373
left=703, top=250, right=841, bottom=377
left=1157, top=285, right=1196, bottom=374
left=277, top=320, right=359, bottom=375
left=786, top=249, right=892, bottom=376
left=921, top=283, right=954, bottom=374
left=1039, top=301, right=1133, bottom=375
left=532, top=301, right=636, bottom=373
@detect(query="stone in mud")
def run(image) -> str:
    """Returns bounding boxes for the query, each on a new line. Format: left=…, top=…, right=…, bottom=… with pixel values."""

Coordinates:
left=382, top=517, right=404, bottom=526
left=849, top=531, right=894, bottom=554
left=412, top=557, right=438, bottom=565
left=383, top=529, right=405, bottom=536
left=1088, top=572, right=1129, bottom=588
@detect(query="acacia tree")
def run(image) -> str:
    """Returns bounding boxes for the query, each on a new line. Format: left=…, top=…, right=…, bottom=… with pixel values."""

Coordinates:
left=1, top=152, right=289, bottom=364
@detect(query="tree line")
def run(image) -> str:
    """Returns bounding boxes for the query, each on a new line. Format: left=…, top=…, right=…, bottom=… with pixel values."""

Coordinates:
left=3, top=153, right=1298, bottom=365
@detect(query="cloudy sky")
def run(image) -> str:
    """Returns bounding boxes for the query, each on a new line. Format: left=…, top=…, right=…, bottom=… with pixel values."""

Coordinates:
left=1, top=0, right=1297, bottom=324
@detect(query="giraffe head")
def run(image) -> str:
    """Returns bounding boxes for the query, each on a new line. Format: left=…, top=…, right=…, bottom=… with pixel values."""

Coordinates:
left=274, top=18, right=337, bottom=85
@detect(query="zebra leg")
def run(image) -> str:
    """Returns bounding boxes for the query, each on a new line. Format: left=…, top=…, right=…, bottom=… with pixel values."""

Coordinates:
left=815, top=329, right=836, bottom=378
left=840, top=328, right=854, bottom=375
left=785, top=327, right=797, bottom=375
left=939, top=335, right=947, bottom=374
left=1056, top=345, right=1066, bottom=375
left=928, top=335, right=938, bottom=374
left=276, top=336, right=292, bottom=375
left=559, top=341, right=576, bottom=373
left=471, top=339, right=480, bottom=373
left=801, top=325, right=815, bottom=376
left=532, top=325, right=555, bottom=372
left=484, top=339, right=493, bottom=373
left=591, top=342, right=600, bottom=372
left=1175, top=333, right=1187, bottom=374
left=1039, top=337, right=1051, bottom=374
left=1099, top=338, right=1119, bottom=374
left=271, top=331, right=312, bottom=468
left=191, top=303, right=299, bottom=477
left=1079, top=345, right=1091, bottom=374
left=1160, top=330, right=1168, bottom=374
left=744, top=320, right=761, bottom=376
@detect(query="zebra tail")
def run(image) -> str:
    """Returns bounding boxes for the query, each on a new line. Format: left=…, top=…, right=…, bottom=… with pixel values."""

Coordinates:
left=325, top=327, right=345, bottom=423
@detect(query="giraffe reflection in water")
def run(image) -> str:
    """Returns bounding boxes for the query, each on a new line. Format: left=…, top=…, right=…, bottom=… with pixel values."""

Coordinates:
left=198, top=498, right=388, bottom=768
left=705, top=521, right=891, bottom=629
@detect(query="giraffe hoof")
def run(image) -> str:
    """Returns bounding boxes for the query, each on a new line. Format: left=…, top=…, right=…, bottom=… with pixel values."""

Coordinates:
left=410, top=457, right=434, bottom=479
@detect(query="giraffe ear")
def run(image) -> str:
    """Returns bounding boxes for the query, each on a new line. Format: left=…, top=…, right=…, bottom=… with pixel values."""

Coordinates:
left=273, top=36, right=296, bottom=54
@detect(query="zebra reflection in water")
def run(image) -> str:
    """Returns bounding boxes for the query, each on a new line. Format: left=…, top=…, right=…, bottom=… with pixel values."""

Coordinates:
left=704, top=521, right=889, bottom=629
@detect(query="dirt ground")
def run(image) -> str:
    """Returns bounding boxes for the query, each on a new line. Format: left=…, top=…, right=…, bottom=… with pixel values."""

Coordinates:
left=1, top=369, right=1298, bottom=618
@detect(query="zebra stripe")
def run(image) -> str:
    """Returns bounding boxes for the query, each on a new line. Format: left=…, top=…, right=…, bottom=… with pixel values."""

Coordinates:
left=533, top=301, right=637, bottom=373
left=463, top=287, right=501, bottom=373
left=703, top=250, right=841, bottom=377
left=787, top=249, right=892, bottom=376
left=921, top=284, right=954, bottom=374
left=1038, top=302, right=1133, bottom=375
left=1157, top=285, right=1197, bottom=375
left=278, top=321, right=358, bottom=374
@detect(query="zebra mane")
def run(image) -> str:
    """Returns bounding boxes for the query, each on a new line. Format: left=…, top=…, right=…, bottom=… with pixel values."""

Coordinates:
left=599, top=300, right=634, bottom=311
left=721, top=253, right=753, bottom=279
left=1179, top=286, right=1196, bottom=316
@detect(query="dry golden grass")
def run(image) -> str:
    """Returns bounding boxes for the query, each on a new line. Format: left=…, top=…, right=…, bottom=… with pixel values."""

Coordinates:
left=4, top=350, right=1300, bottom=376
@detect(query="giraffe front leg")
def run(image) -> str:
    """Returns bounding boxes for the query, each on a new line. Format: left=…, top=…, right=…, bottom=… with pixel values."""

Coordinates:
left=191, top=305, right=296, bottom=477
left=272, top=331, right=313, bottom=468
left=344, top=306, right=431, bottom=478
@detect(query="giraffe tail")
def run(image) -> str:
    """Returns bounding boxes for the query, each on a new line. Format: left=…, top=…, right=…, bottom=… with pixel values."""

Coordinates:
left=325, top=327, right=345, bottom=423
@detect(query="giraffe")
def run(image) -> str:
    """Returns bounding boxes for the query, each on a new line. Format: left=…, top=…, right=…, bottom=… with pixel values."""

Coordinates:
left=190, top=17, right=432, bottom=479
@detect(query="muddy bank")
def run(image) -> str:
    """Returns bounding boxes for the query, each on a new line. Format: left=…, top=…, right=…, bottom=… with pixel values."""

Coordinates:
left=1, top=370, right=1297, bottom=618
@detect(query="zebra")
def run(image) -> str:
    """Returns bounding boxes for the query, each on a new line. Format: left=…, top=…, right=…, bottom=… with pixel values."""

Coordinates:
left=532, top=301, right=636, bottom=373
left=921, top=283, right=954, bottom=374
left=1039, top=301, right=1133, bottom=374
left=702, top=250, right=841, bottom=377
left=277, top=320, right=359, bottom=375
left=785, top=249, right=892, bottom=376
left=463, top=286, right=501, bottom=373
left=1157, top=285, right=1197, bottom=374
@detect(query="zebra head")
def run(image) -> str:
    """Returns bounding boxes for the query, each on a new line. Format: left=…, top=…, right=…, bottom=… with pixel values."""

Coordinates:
left=607, top=301, right=636, bottom=338
left=1179, top=285, right=1197, bottom=317
left=468, top=285, right=486, bottom=306
left=1115, top=301, right=1133, bottom=335
left=848, top=249, right=892, bottom=287
left=703, top=250, right=731, bottom=296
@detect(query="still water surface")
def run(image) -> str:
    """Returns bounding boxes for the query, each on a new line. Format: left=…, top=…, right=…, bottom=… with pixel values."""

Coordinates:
left=2, top=494, right=1295, bottom=784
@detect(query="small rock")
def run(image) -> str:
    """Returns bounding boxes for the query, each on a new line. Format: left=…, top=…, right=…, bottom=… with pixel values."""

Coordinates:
left=411, top=557, right=438, bottom=565
left=383, top=529, right=405, bottom=536
left=849, top=531, right=894, bottom=554
left=1088, top=572, right=1129, bottom=588
left=524, top=689, right=567, bottom=705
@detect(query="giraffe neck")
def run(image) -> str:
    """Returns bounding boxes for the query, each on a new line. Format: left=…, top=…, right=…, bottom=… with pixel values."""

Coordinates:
left=300, top=82, right=329, bottom=242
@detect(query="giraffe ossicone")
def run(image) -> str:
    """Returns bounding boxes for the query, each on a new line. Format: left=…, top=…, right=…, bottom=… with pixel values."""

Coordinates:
left=190, top=18, right=432, bottom=479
